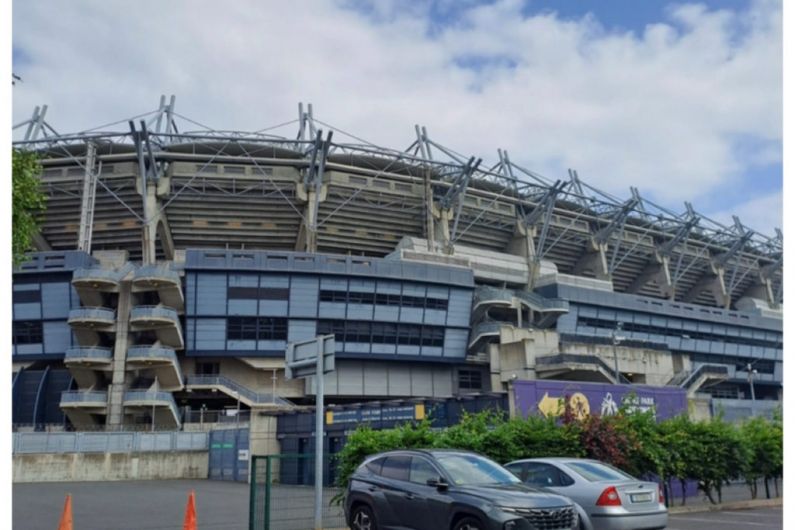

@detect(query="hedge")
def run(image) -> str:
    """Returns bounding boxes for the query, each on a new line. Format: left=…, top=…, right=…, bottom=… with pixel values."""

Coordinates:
left=333, top=401, right=782, bottom=506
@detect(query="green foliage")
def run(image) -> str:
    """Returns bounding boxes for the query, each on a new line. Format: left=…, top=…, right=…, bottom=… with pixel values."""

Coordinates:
left=12, top=149, right=46, bottom=264
left=332, top=408, right=782, bottom=508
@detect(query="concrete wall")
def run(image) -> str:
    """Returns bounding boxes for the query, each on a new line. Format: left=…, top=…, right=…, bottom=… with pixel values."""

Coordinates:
left=13, top=451, right=208, bottom=483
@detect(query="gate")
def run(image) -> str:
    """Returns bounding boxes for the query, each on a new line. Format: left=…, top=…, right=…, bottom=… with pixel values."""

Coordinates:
left=249, top=454, right=346, bottom=530
left=208, top=427, right=249, bottom=482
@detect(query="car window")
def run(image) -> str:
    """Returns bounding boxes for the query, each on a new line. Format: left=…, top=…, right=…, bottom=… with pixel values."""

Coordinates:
left=566, top=461, right=635, bottom=482
left=409, top=457, right=439, bottom=484
left=380, top=456, right=411, bottom=482
left=504, top=463, right=525, bottom=480
left=436, top=454, right=521, bottom=486
left=524, top=463, right=575, bottom=487
left=365, top=457, right=385, bottom=476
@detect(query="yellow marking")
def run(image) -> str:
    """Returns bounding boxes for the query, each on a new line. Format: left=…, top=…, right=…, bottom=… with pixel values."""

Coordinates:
left=325, top=411, right=334, bottom=425
left=414, top=404, right=426, bottom=420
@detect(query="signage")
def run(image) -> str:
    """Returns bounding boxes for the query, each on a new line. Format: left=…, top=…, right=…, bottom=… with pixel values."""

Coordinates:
left=325, top=404, right=426, bottom=425
left=513, top=380, right=687, bottom=421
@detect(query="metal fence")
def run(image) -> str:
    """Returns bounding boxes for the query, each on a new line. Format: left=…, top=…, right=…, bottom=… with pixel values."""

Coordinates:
left=250, top=454, right=347, bottom=530
left=13, top=431, right=208, bottom=454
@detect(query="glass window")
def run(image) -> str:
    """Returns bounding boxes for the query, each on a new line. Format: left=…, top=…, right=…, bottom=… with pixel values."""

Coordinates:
left=436, top=454, right=520, bottom=486
left=409, top=457, right=439, bottom=484
left=365, top=457, right=385, bottom=476
left=380, top=456, right=411, bottom=482
left=13, top=321, right=43, bottom=344
left=566, top=461, right=635, bottom=482
left=504, top=463, right=525, bottom=480
left=525, top=463, right=574, bottom=487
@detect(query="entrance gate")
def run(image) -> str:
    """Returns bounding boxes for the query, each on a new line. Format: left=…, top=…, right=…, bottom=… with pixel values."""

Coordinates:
left=208, top=427, right=249, bottom=482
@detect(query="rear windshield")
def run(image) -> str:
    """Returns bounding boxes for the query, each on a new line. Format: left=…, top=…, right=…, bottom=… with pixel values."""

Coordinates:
left=565, top=462, right=635, bottom=482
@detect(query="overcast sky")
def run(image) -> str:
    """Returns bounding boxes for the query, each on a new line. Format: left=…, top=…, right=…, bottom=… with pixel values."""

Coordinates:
left=11, top=0, right=782, bottom=237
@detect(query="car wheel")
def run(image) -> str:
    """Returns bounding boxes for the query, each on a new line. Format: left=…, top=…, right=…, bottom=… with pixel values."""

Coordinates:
left=351, top=504, right=377, bottom=530
left=454, top=516, right=484, bottom=530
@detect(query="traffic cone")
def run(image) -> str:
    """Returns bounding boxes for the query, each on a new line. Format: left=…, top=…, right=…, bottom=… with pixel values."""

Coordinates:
left=183, top=490, right=197, bottom=530
left=57, top=494, right=73, bottom=530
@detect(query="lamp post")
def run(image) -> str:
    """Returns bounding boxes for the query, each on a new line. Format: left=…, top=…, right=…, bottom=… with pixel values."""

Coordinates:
left=612, top=323, right=625, bottom=384
left=747, top=363, right=758, bottom=401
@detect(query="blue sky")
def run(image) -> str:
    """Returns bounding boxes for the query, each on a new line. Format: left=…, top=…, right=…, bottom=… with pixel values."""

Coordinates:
left=12, top=0, right=782, bottom=236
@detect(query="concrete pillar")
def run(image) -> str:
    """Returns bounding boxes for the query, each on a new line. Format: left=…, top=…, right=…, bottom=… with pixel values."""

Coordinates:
left=107, top=278, right=132, bottom=428
left=507, top=221, right=542, bottom=288
left=573, top=239, right=610, bottom=281
left=433, top=205, right=452, bottom=254
left=142, top=183, right=158, bottom=265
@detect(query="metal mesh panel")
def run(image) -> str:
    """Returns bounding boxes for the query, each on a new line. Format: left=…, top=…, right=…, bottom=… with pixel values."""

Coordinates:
left=250, top=454, right=347, bottom=530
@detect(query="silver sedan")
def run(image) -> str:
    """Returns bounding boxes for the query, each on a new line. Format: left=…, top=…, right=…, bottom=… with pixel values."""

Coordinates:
left=504, top=458, right=667, bottom=530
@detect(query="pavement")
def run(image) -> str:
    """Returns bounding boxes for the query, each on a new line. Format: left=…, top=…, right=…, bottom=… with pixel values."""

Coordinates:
left=668, top=506, right=782, bottom=530
left=13, top=478, right=784, bottom=530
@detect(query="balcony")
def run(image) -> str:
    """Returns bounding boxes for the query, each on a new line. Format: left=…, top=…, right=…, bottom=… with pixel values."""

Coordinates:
left=132, top=266, right=184, bottom=311
left=123, top=390, right=181, bottom=428
left=473, top=286, right=568, bottom=328
left=468, top=321, right=503, bottom=351
left=129, top=305, right=183, bottom=349
left=64, top=347, right=113, bottom=366
left=126, top=346, right=184, bottom=390
left=68, top=307, right=116, bottom=329
left=72, top=267, right=123, bottom=291
left=60, top=390, right=108, bottom=408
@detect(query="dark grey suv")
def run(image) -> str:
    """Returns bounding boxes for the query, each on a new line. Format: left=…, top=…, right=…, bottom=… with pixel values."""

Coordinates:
left=344, top=449, right=578, bottom=530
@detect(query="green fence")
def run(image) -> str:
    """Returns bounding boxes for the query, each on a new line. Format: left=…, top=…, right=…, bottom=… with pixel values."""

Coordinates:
left=250, top=454, right=347, bottom=530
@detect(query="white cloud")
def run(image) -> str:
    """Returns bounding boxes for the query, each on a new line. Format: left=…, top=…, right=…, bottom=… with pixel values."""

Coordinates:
left=707, top=190, right=782, bottom=236
left=11, top=0, right=782, bottom=234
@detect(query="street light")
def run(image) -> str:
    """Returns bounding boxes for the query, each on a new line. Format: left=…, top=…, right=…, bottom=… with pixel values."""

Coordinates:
left=612, top=323, right=626, bottom=384
left=746, top=363, right=758, bottom=401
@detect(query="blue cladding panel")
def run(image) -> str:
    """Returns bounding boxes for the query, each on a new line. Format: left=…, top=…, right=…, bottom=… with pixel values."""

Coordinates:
left=443, top=329, right=468, bottom=358
left=259, top=300, right=288, bottom=316
left=229, top=273, right=257, bottom=287
left=288, top=320, right=316, bottom=342
left=446, top=290, right=472, bottom=327
left=289, top=277, right=318, bottom=317
left=374, top=306, right=400, bottom=321
left=397, top=345, right=421, bottom=356
left=318, top=303, right=346, bottom=319
left=258, top=340, right=286, bottom=351
left=347, top=304, right=374, bottom=320
left=372, top=343, right=397, bottom=355
left=345, top=342, right=370, bottom=353
left=399, top=308, right=424, bottom=324
left=348, top=279, right=375, bottom=292
left=196, top=273, right=227, bottom=315
left=229, top=299, right=257, bottom=316
left=15, top=344, right=44, bottom=355
left=320, top=277, right=347, bottom=289
left=424, top=309, right=446, bottom=326
left=376, top=281, right=401, bottom=294
left=194, top=318, right=226, bottom=350
left=43, top=321, right=72, bottom=353
left=186, top=274, right=196, bottom=314
left=41, top=283, right=71, bottom=319
left=186, top=319, right=195, bottom=350
left=228, top=340, right=257, bottom=350
left=14, top=303, right=40, bottom=320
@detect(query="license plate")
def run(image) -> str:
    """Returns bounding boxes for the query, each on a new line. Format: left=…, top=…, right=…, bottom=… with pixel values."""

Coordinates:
left=631, top=493, right=652, bottom=503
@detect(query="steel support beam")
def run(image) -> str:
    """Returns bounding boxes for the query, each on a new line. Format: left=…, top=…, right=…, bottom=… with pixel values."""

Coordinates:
left=77, top=142, right=99, bottom=253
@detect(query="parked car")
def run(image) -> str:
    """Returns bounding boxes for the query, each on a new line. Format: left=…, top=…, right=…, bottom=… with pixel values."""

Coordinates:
left=504, top=458, right=667, bottom=530
left=345, top=449, right=579, bottom=530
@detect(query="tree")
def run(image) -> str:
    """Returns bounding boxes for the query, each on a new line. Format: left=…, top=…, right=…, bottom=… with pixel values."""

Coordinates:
left=12, top=149, right=46, bottom=264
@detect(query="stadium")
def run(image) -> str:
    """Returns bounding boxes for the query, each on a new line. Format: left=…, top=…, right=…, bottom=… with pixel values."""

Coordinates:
left=11, top=95, right=782, bottom=444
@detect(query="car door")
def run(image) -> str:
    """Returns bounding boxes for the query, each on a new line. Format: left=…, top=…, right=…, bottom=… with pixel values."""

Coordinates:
left=406, top=456, right=453, bottom=530
left=378, top=455, right=416, bottom=530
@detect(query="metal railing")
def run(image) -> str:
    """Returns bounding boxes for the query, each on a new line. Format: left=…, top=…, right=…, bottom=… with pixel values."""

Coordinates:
left=134, top=265, right=180, bottom=284
left=130, top=305, right=180, bottom=322
left=13, top=431, right=208, bottom=454
left=72, top=262, right=134, bottom=283
left=60, top=390, right=108, bottom=405
left=127, top=345, right=179, bottom=362
left=473, top=285, right=569, bottom=313
left=681, top=363, right=729, bottom=389
left=64, top=347, right=113, bottom=361
left=536, top=353, right=632, bottom=384
left=123, top=391, right=181, bottom=422
left=68, top=307, right=116, bottom=322
left=186, top=375, right=293, bottom=406
left=183, top=409, right=251, bottom=425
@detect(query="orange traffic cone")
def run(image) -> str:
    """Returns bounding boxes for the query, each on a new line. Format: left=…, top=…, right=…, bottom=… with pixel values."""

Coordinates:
left=57, top=494, right=73, bottom=530
left=183, top=490, right=197, bottom=530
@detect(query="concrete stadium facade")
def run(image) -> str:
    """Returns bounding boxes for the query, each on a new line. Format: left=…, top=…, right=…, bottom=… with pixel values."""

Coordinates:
left=12, top=97, right=782, bottom=431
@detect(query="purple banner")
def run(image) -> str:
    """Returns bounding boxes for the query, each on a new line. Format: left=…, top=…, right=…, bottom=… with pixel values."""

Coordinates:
left=513, top=380, right=687, bottom=421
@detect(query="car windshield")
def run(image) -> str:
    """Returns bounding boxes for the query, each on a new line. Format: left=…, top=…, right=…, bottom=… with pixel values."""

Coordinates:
left=565, top=461, right=635, bottom=482
left=436, top=454, right=521, bottom=486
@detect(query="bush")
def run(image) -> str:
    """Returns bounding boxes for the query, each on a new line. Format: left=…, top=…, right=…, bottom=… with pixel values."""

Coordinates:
left=331, top=407, right=781, bottom=507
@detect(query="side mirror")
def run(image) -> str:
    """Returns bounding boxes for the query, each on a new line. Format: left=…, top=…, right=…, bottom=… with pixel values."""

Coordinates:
left=427, top=477, right=449, bottom=490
